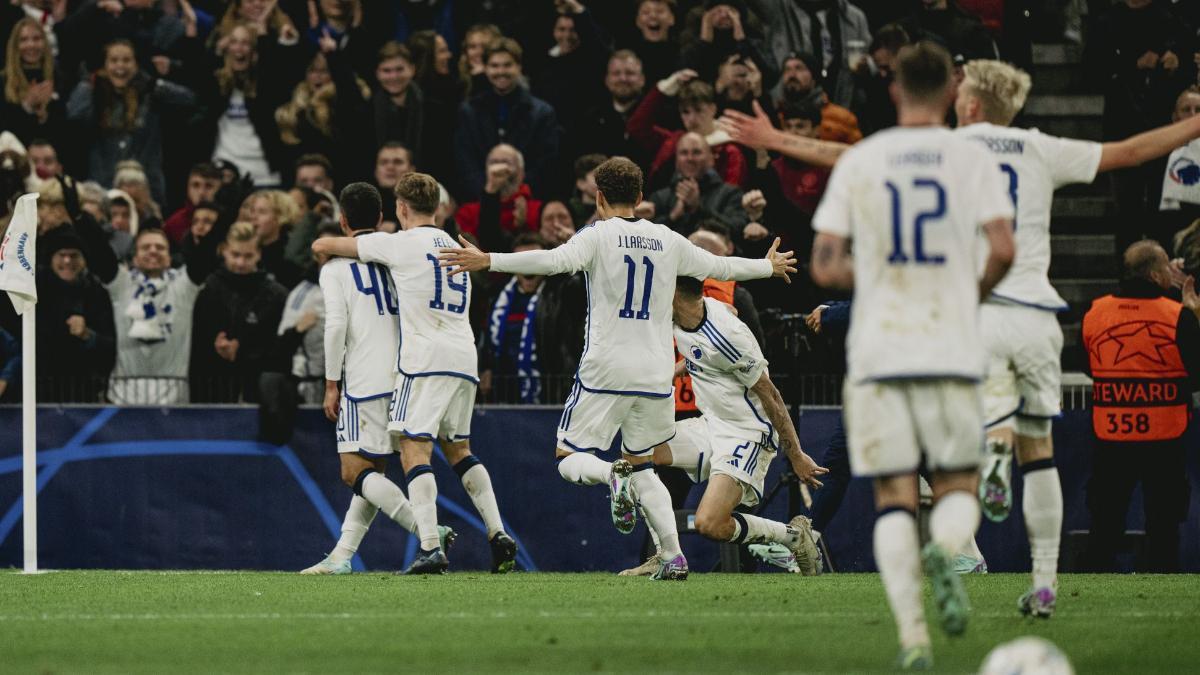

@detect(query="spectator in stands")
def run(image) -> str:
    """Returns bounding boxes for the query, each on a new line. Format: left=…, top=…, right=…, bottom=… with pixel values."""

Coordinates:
left=293, top=154, right=334, bottom=193
left=715, top=53, right=770, bottom=117
left=646, top=131, right=748, bottom=239
left=104, top=188, right=137, bottom=260
left=2, top=18, right=65, bottom=146
left=26, top=138, right=62, bottom=181
left=1090, top=0, right=1196, bottom=247
left=163, top=163, right=222, bottom=244
left=209, top=0, right=300, bottom=51
left=539, top=199, right=577, bottom=246
left=408, top=28, right=459, bottom=107
left=100, top=225, right=218, bottom=405
left=454, top=37, right=561, bottom=201
left=458, top=143, right=542, bottom=253
left=479, top=232, right=552, bottom=404
left=575, top=50, right=648, bottom=166
left=35, top=229, right=116, bottom=402
left=113, top=161, right=163, bottom=230
left=276, top=42, right=372, bottom=188
left=374, top=142, right=412, bottom=192
left=66, top=39, right=196, bottom=205
left=567, top=154, right=605, bottom=227
left=191, top=221, right=287, bottom=403
left=746, top=0, right=874, bottom=110
left=628, top=70, right=747, bottom=189
left=249, top=189, right=303, bottom=288
left=54, top=0, right=190, bottom=79
left=774, top=52, right=862, bottom=143
left=533, top=0, right=608, bottom=151
left=367, top=43, right=426, bottom=167
left=1083, top=240, right=1200, bottom=572
left=457, top=23, right=502, bottom=100
left=679, top=2, right=774, bottom=86
left=271, top=221, right=338, bottom=406
left=199, top=22, right=298, bottom=189
left=899, top=0, right=997, bottom=62
left=625, top=0, right=680, bottom=85
left=1160, top=86, right=1200, bottom=242
left=858, top=23, right=909, bottom=134
left=189, top=200, right=222, bottom=243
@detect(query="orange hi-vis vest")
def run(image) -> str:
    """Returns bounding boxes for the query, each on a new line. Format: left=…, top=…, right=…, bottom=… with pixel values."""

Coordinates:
left=675, top=280, right=737, bottom=414
left=1082, top=294, right=1190, bottom=442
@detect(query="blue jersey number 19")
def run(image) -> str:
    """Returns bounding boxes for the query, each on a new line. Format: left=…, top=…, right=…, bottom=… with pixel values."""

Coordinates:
left=425, top=254, right=467, bottom=314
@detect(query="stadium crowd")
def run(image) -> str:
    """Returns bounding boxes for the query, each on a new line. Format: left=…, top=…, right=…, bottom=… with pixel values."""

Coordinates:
left=0, top=0, right=1198, bottom=407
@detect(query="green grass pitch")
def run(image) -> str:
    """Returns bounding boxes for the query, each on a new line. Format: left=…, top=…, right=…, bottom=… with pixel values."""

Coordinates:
left=1, top=571, right=1198, bottom=673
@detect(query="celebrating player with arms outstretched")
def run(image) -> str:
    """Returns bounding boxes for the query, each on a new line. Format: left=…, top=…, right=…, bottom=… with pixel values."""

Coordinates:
left=810, top=43, right=1016, bottom=670
left=313, top=176, right=517, bottom=575
left=439, top=157, right=797, bottom=581
left=724, top=54, right=1200, bottom=620
left=302, top=183, right=455, bottom=575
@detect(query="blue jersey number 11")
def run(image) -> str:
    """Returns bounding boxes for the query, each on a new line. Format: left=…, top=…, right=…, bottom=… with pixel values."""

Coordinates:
left=619, top=255, right=654, bottom=320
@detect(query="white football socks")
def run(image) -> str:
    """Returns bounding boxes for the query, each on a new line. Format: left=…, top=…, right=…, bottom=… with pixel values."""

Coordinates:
left=630, top=468, right=682, bottom=558
left=361, top=472, right=417, bottom=533
left=330, top=495, right=378, bottom=562
left=460, top=462, right=505, bottom=538
left=557, top=452, right=612, bottom=486
left=930, top=490, right=981, bottom=556
left=407, top=469, right=441, bottom=551
left=874, top=509, right=930, bottom=650
left=1023, top=465, right=1063, bottom=590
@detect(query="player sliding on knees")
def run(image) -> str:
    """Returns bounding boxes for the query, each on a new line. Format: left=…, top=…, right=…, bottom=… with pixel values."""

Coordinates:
left=301, top=183, right=457, bottom=575
left=621, top=276, right=828, bottom=576
left=439, top=157, right=797, bottom=581
left=724, top=56, right=1200, bottom=620
left=810, top=42, right=1016, bottom=669
left=313, top=177, right=517, bottom=575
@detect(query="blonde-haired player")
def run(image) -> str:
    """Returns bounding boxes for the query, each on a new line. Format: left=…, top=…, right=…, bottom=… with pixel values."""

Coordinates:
left=723, top=55, right=1200, bottom=621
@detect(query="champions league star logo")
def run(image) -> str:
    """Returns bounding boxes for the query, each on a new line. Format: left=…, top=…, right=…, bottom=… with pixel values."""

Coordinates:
left=1169, top=157, right=1200, bottom=186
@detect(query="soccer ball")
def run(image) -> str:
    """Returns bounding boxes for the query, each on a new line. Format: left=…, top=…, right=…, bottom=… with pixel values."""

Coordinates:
left=979, top=637, right=1074, bottom=675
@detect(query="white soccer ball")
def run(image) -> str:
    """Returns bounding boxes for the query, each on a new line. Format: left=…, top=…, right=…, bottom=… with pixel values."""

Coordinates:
left=979, top=636, right=1074, bottom=675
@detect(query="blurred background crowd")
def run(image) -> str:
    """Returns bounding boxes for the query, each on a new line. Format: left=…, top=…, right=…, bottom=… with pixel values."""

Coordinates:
left=0, top=0, right=1198, bottom=415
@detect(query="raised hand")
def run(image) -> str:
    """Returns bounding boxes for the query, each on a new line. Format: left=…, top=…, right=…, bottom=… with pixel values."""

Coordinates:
left=765, top=237, right=797, bottom=284
left=438, top=235, right=492, bottom=275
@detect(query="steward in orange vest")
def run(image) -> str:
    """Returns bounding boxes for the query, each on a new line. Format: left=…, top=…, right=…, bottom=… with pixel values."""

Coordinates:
left=1080, top=242, right=1200, bottom=573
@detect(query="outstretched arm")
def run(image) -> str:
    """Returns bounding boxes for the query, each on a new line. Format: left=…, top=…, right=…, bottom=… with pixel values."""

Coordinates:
left=679, top=236, right=797, bottom=283
left=750, top=370, right=827, bottom=488
left=1098, top=109, right=1200, bottom=173
left=440, top=231, right=594, bottom=276
left=719, top=100, right=848, bottom=169
left=312, top=237, right=360, bottom=259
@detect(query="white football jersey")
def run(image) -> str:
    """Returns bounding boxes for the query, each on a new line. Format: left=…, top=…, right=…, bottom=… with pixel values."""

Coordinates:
left=357, top=227, right=478, bottom=382
left=489, top=216, right=772, bottom=396
left=812, top=126, right=1015, bottom=383
left=320, top=255, right=399, bottom=399
left=674, top=297, right=775, bottom=445
left=955, top=123, right=1101, bottom=310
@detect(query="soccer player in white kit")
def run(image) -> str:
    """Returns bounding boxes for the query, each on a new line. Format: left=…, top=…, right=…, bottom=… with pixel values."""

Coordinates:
left=313, top=176, right=516, bottom=575
left=439, top=157, right=797, bottom=581
left=301, top=183, right=455, bottom=575
left=809, top=43, right=1016, bottom=670
left=953, top=59, right=1200, bottom=617
left=658, top=276, right=828, bottom=573
left=723, top=57, right=1200, bottom=619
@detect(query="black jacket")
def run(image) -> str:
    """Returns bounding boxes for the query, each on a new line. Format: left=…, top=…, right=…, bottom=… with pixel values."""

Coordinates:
left=454, top=86, right=561, bottom=201
left=35, top=268, right=116, bottom=401
left=647, top=169, right=749, bottom=240
left=190, top=267, right=287, bottom=402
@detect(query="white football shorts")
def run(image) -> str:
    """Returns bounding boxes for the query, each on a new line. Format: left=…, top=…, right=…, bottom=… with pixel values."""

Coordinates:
left=673, top=416, right=775, bottom=507
left=388, top=373, right=475, bottom=442
left=981, top=302, right=1064, bottom=429
left=843, top=379, right=984, bottom=477
left=337, top=394, right=392, bottom=456
left=557, top=381, right=675, bottom=455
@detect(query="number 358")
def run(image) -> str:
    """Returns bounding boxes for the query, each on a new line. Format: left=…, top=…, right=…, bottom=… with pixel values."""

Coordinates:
left=1105, top=413, right=1149, bottom=434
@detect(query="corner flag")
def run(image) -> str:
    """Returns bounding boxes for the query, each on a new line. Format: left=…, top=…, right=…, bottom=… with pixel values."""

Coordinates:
left=0, top=193, right=38, bottom=313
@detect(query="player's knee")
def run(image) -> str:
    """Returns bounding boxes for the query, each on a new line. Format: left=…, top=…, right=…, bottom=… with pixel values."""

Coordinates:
left=1016, top=415, right=1053, bottom=442
left=694, top=509, right=729, bottom=539
left=340, top=463, right=360, bottom=487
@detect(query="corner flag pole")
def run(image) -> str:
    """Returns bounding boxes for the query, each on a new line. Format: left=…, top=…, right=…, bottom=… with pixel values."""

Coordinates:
left=0, top=193, right=40, bottom=573
left=21, top=301, right=35, bottom=573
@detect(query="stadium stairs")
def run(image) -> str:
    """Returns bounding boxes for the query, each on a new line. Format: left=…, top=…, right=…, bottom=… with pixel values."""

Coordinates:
left=1023, top=42, right=1116, bottom=374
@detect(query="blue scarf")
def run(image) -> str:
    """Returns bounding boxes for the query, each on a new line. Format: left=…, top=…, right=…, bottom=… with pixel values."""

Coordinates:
left=488, top=277, right=542, bottom=403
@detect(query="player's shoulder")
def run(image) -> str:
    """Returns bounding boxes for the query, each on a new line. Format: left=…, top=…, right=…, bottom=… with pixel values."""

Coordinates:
left=703, top=297, right=753, bottom=340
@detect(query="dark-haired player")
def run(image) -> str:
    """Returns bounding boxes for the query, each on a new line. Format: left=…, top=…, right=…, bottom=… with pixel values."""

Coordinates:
left=313, top=176, right=517, bottom=575
left=438, top=157, right=796, bottom=581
